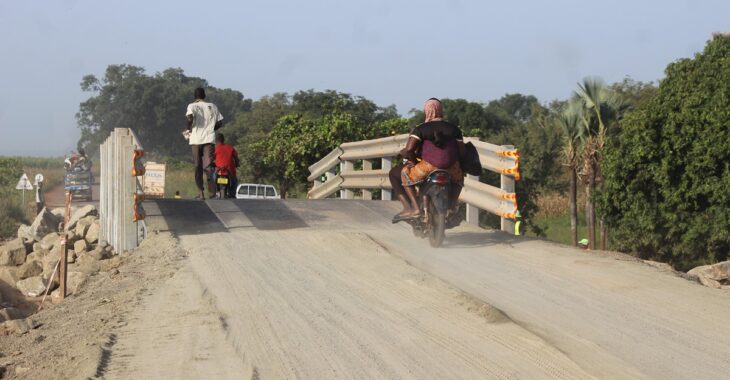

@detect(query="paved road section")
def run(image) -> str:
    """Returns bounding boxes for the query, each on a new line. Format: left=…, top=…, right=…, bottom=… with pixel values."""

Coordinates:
left=115, top=199, right=730, bottom=379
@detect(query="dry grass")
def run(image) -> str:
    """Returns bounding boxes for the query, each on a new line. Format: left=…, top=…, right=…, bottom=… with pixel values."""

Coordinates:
left=534, top=191, right=587, bottom=218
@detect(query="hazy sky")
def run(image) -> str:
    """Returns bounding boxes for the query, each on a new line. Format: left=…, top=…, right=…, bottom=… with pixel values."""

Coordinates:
left=0, top=0, right=727, bottom=156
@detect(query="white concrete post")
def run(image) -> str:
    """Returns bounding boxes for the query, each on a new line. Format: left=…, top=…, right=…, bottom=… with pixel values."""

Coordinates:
left=500, top=145, right=516, bottom=234
left=466, top=174, right=480, bottom=226
left=381, top=157, right=392, bottom=201
left=340, top=161, right=354, bottom=199
left=362, top=160, right=373, bottom=200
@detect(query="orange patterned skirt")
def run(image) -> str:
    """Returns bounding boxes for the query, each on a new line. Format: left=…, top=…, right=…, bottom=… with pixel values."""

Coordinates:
left=401, top=160, right=463, bottom=186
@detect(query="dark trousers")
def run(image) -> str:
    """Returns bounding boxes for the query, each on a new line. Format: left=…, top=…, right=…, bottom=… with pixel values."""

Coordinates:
left=192, top=143, right=215, bottom=194
left=389, top=163, right=405, bottom=198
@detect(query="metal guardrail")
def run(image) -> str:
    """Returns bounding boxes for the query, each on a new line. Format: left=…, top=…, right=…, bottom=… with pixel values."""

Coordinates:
left=307, top=133, right=520, bottom=233
left=99, top=128, right=146, bottom=253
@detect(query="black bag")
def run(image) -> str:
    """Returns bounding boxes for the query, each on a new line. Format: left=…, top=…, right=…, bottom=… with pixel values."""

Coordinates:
left=460, top=142, right=482, bottom=176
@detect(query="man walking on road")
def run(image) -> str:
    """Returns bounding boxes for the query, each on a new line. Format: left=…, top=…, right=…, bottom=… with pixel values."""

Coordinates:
left=185, top=87, right=224, bottom=200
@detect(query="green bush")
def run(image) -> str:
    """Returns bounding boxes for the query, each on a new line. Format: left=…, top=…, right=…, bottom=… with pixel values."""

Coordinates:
left=0, top=197, right=27, bottom=239
left=597, top=35, right=730, bottom=270
left=0, top=158, right=29, bottom=239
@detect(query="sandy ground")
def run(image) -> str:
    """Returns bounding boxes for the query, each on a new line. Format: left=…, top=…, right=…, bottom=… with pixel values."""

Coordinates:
left=3, top=198, right=729, bottom=379
left=0, top=231, right=187, bottom=379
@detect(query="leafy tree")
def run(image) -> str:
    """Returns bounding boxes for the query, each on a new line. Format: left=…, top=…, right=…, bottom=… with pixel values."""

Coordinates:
left=292, top=89, right=398, bottom=125
left=228, top=93, right=293, bottom=182
left=486, top=93, right=542, bottom=125
left=77, top=65, right=249, bottom=158
left=253, top=109, right=409, bottom=198
left=488, top=106, right=562, bottom=235
left=597, top=34, right=730, bottom=270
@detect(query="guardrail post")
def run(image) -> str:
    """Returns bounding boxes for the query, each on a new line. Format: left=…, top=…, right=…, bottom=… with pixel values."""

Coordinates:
left=340, top=161, right=354, bottom=199
left=500, top=145, right=516, bottom=234
left=362, top=160, right=373, bottom=200
left=465, top=174, right=480, bottom=225
left=381, top=157, right=392, bottom=201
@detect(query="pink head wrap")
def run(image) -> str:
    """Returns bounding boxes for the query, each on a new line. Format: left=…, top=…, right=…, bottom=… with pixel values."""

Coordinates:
left=423, top=98, right=443, bottom=123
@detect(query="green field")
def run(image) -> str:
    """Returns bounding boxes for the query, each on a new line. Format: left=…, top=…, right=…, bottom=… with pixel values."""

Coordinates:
left=529, top=213, right=588, bottom=246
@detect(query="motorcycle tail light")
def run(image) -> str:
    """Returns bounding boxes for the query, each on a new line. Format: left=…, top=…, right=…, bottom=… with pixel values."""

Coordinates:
left=431, top=173, right=449, bottom=185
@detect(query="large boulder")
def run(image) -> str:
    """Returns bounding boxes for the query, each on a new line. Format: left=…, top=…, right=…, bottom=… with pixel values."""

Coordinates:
left=0, top=267, right=19, bottom=286
left=17, top=260, right=42, bottom=280
left=25, top=208, right=60, bottom=242
left=39, top=232, right=60, bottom=252
left=49, top=272, right=88, bottom=302
left=67, top=205, right=97, bottom=230
left=17, top=224, right=32, bottom=242
left=16, top=276, right=47, bottom=297
left=89, top=246, right=110, bottom=261
left=51, top=207, right=66, bottom=219
left=75, top=254, right=100, bottom=275
left=75, top=218, right=92, bottom=239
left=85, top=222, right=100, bottom=245
left=67, top=271, right=87, bottom=295
left=41, top=255, right=60, bottom=283
left=687, top=261, right=730, bottom=289
left=0, top=239, right=27, bottom=266
left=74, top=239, right=88, bottom=255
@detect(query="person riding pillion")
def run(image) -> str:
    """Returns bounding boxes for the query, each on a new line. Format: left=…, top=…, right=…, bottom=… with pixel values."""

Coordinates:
left=214, top=133, right=240, bottom=198
left=395, top=98, right=465, bottom=221
left=185, top=87, right=224, bottom=200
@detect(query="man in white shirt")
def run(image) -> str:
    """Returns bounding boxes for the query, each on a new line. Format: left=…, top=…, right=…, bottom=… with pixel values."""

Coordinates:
left=185, top=87, right=224, bottom=199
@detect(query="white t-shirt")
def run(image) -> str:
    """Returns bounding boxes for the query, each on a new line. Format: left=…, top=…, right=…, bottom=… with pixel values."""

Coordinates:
left=186, top=100, right=224, bottom=145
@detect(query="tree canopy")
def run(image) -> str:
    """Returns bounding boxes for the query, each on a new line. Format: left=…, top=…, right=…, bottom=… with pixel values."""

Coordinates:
left=77, top=65, right=250, bottom=158
left=597, top=34, right=730, bottom=269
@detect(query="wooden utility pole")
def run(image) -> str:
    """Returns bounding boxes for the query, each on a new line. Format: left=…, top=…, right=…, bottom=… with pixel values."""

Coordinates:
left=59, top=191, right=71, bottom=300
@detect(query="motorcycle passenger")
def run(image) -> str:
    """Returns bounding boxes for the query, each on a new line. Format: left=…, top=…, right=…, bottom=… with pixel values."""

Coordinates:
left=213, top=133, right=240, bottom=198
left=394, top=98, right=465, bottom=222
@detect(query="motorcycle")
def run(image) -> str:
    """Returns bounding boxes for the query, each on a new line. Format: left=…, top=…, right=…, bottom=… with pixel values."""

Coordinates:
left=215, top=167, right=231, bottom=199
left=405, top=170, right=462, bottom=247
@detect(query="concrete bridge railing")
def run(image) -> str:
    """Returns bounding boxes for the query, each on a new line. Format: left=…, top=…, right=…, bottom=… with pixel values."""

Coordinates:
left=99, top=128, right=146, bottom=253
left=307, top=134, right=520, bottom=233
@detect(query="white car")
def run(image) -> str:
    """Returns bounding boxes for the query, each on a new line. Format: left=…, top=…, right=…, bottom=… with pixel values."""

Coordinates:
left=235, top=183, right=279, bottom=199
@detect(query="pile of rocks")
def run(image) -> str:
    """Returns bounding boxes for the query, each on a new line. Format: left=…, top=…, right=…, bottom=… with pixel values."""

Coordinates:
left=0, top=205, right=121, bottom=305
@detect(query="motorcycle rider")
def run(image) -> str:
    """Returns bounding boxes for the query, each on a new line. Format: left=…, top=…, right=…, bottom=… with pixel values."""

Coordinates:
left=213, top=133, right=240, bottom=198
left=393, top=98, right=465, bottom=222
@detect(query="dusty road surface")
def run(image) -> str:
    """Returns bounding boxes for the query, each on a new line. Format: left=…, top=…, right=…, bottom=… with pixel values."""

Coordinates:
left=103, top=200, right=591, bottom=379
left=45, top=180, right=100, bottom=208
left=100, top=199, right=730, bottom=379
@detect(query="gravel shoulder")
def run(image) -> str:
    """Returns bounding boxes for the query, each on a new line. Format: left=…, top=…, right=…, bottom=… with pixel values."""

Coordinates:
left=0, top=231, right=187, bottom=379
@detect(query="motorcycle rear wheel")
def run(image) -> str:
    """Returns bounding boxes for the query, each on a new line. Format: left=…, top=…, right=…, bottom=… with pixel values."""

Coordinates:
left=428, top=200, right=446, bottom=247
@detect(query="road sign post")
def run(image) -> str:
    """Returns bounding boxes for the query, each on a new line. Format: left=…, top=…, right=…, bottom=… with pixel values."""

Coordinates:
left=16, top=173, right=33, bottom=206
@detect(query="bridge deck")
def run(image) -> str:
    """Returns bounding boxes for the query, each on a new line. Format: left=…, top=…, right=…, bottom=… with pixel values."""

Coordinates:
left=134, top=199, right=730, bottom=379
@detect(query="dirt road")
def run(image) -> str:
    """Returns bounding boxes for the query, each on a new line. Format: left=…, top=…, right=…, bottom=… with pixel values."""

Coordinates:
left=103, top=203, right=591, bottom=378
left=44, top=180, right=99, bottom=208
left=98, top=199, right=730, bottom=379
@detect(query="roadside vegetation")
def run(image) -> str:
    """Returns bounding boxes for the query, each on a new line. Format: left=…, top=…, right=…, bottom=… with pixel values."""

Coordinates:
left=69, top=34, right=729, bottom=270
left=0, top=157, right=64, bottom=239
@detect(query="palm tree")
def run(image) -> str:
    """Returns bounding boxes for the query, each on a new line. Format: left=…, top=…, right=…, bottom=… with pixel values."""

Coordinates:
left=557, top=102, right=584, bottom=247
left=574, top=78, right=625, bottom=250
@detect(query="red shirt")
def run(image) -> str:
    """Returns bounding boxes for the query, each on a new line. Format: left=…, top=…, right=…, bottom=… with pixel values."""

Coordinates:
left=214, top=143, right=238, bottom=177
